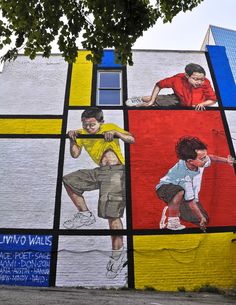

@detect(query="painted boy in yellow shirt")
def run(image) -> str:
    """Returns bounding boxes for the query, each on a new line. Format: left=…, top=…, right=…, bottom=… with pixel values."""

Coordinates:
left=63, top=107, right=134, bottom=279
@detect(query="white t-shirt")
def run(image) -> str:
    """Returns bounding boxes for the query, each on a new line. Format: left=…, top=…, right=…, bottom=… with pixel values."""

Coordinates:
left=156, top=157, right=211, bottom=201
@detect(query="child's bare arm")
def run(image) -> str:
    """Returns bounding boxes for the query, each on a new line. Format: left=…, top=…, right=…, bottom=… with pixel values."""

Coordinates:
left=68, top=130, right=82, bottom=158
left=142, top=85, right=161, bottom=106
left=193, top=99, right=217, bottom=111
left=103, top=130, right=135, bottom=144
left=209, top=154, right=235, bottom=166
left=188, top=199, right=207, bottom=231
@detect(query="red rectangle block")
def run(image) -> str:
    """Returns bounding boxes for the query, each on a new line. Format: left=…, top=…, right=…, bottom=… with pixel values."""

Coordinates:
left=129, top=110, right=236, bottom=230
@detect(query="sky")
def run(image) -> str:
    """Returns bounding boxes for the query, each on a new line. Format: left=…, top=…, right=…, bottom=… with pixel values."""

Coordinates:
left=133, top=0, right=236, bottom=50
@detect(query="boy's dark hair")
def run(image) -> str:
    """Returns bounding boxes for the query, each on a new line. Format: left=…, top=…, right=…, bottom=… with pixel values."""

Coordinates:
left=175, top=136, right=207, bottom=160
left=185, top=63, right=206, bottom=76
left=81, top=107, right=104, bottom=122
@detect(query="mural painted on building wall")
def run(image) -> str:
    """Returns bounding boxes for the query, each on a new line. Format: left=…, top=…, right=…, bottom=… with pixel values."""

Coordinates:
left=0, top=47, right=235, bottom=290
left=61, top=108, right=134, bottom=281
left=0, top=234, right=52, bottom=287
left=129, top=110, right=236, bottom=230
left=156, top=135, right=234, bottom=231
left=126, top=63, right=217, bottom=110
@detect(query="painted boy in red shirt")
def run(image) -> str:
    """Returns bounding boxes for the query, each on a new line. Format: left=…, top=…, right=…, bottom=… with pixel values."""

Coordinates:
left=126, top=63, right=217, bottom=111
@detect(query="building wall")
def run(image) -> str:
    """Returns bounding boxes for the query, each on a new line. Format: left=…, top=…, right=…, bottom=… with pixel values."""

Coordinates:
left=0, top=49, right=235, bottom=290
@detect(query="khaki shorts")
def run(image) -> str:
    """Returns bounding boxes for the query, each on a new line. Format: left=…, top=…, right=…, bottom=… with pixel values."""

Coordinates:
left=63, top=165, right=126, bottom=219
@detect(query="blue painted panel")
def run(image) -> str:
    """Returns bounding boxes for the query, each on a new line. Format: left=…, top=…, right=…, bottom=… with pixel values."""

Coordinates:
left=98, top=50, right=122, bottom=68
left=210, top=26, right=236, bottom=83
left=0, top=234, right=52, bottom=287
left=207, top=45, right=236, bottom=107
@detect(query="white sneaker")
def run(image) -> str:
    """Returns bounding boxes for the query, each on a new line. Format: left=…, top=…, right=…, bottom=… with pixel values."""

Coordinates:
left=166, top=217, right=185, bottom=231
left=125, top=97, right=145, bottom=107
left=106, top=248, right=127, bottom=279
left=159, top=206, right=168, bottom=229
left=63, top=211, right=96, bottom=229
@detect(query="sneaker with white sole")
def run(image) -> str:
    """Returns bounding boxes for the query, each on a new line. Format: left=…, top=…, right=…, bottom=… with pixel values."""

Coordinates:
left=125, top=97, right=145, bottom=107
left=106, top=248, right=127, bottom=279
left=166, top=217, right=185, bottom=231
left=63, top=211, right=96, bottom=229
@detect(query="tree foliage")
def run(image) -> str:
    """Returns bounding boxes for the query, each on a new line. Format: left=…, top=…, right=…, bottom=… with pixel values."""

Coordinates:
left=0, top=0, right=203, bottom=65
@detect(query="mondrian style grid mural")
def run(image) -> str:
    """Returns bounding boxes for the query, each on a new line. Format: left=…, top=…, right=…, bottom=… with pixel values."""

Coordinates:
left=0, top=47, right=235, bottom=290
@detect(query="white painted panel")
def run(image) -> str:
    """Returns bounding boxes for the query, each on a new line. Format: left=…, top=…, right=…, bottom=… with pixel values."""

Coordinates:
left=127, top=51, right=218, bottom=107
left=56, top=236, right=127, bottom=287
left=0, top=55, right=67, bottom=115
left=225, top=110, right=236, bottom=153
left=0, top=139, right=60, bottom=228
left=60, top=110, right=127, bottom=229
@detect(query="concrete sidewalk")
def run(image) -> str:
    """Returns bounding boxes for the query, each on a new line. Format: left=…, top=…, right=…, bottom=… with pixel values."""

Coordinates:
left=0, top=286, right=236, bottom=305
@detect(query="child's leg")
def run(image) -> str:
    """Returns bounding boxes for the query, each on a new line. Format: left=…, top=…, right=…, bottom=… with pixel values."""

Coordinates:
left=108, top=218, right=123, bottom=251
left=142, top=95, right=151, bottom=102
left=64, top=184, right=88, bottom=212
left=63, top=168, right=98, bottom=212
left=168, top=190, right=185, bottom=216
left=156, top=185, right=185, bottom=230
left=106, top=217, right=126, bottom=279
left=63, top=169, right=98, bottom=229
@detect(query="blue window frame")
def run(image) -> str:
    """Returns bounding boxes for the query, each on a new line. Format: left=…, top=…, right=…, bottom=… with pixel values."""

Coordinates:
left=97, top=71, right=122, bottom=106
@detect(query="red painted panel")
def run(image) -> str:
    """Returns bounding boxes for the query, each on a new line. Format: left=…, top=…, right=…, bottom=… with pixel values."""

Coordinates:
left=129, top=110, right=236, bottom=229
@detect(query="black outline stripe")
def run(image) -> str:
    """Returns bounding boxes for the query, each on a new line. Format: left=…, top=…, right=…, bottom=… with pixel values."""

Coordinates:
left=0, top=134, right=122, bottom=139
left=206, top=52, right=236, bottom=174
left=69, top=106, right=124, bottom=110
left=0, top=134, right=62, bottom=138
left=91, top=64, right=97, bottom=106
left=49, top=63, right=72, bottom=286
left=0, top=115, right=63, bottom=119
left=0, top=226, right=235, bottom=235
left=124, top=106, right=221, bottom=111
left=123, top=67, right=135, bottom=289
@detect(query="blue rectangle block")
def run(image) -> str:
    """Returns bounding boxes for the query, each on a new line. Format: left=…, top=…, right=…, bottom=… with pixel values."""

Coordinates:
left=98, top=50, right=122, bottom=68
left=0, top=234, right=52, bottom=287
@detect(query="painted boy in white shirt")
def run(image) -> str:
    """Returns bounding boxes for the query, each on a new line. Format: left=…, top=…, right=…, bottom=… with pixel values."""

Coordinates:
left=156, top=136, right=234, bottom=231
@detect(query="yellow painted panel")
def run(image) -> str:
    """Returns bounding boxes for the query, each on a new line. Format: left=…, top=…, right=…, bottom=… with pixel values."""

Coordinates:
left=0, top=119, right=62, bottom=134
left=134, top=233, right=236, bottom=291
left=69, top=50, right=93, bottom=106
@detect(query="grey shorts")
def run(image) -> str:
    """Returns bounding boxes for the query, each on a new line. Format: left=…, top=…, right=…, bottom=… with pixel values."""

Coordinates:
left=154, top=94, right=180, bottom=107
left=156, top=183, right=184, bottom=204
left=63, top=165, right=126, bottom=219
left=156, top=184, right=209, bottom=225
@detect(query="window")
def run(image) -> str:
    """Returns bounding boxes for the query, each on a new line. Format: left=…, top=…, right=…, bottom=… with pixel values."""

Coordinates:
left=97, top=71, right=122, bottom=106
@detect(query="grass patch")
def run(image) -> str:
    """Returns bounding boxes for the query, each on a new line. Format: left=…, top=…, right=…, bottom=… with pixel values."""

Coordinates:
left=177, top=287, right=186, bottom=292
left=193, top=284, right=222, bottom=294
left=143, top=286, right=157, bottom=291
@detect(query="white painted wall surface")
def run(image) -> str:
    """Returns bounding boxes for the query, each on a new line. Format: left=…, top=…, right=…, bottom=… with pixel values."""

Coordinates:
left=127, top=50, right=216, bottom=100
left=0, top=55, right=68, bottom=115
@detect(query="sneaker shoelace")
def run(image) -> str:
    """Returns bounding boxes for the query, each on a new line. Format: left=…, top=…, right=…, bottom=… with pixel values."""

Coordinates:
left=131, top=97, right=143, bottom=105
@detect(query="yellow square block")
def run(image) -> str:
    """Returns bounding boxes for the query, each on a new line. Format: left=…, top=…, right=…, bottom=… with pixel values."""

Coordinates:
left=134, top=233, right=236, bottom=291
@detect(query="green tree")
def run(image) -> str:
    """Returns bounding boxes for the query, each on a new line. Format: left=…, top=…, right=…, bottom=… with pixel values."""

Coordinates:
left=0, top=0, right=203, bottom=65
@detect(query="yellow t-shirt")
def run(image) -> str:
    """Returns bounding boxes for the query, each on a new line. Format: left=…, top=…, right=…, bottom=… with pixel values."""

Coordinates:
left=76, top=123, right=128, bottom=165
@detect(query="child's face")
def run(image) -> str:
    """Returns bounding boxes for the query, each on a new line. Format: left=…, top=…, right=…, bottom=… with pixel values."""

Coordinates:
left=189, top=149, right=208, bottom=168
left=82, top=117, right=102, bottom=134
left=186, top=72, right=205, bottom=88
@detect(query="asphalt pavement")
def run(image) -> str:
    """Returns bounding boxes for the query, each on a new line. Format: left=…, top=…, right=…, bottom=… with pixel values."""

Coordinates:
left=0, top=286, right=236, bottom=305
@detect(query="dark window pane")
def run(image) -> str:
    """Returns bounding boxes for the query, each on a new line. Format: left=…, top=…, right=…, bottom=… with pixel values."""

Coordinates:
left=99, top=73, right=120, bottom=88
left=98, top=90, right=120, bottom=105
